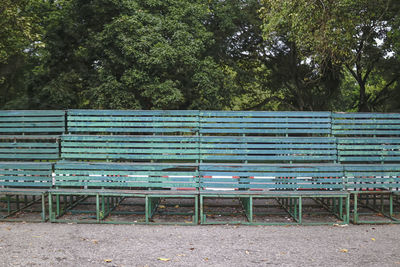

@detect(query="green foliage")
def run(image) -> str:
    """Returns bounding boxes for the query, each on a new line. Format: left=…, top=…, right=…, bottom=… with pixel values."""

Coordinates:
left=260, top=0, right=400, bottom=111
left=0, top=0, right=399, bottom=112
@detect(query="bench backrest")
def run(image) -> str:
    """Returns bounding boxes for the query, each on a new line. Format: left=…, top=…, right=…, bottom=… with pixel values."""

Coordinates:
left=0, top=162, right=53, bottom=188
left=67, top=110, right=199, bottom=135
left=61, top=135, right=199, bottom=162
left=0, top=110, right=65, bottom=138
left=199, top=164, right=344, bottom=191
left=199, top=136, right=337, bottom=163
left=54, top=162, right=198, bottom=189
left=343, top=164, right=400, bottom=190
left=0, top=139, right=60, bottom=161
left=332, top=112, right=400, bottom=137
left=200, top=111, right=331, bottom=136
left=337, top=138, right=400, bottom=164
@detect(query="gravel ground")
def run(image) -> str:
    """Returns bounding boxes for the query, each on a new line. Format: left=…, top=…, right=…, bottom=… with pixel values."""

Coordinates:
left=1, top=223, right=400, bottom=267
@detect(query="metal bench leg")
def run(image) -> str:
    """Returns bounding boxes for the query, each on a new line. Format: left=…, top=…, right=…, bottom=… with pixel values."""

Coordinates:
left=48, top=193, right=54, bottom=222
left=96, top=194, right=100, bottom=223
left=298, top=197, right=302, bottom=225
left=41, top=193, right=46, bottom=222
left=200, top=195, right=205, bottom=224
left=239, top=197, right=253, bottom=223
left=353, top=193, right=358, bottom=224
left=194, top=195, right=199, bottom=225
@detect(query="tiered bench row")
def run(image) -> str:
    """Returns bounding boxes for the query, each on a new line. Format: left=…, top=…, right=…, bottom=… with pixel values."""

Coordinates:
left=1, top=110, right=400, bottom=224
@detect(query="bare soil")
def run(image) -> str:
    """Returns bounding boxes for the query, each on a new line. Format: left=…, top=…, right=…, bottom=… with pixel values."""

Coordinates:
left=1, top=223, right=400, bottom=267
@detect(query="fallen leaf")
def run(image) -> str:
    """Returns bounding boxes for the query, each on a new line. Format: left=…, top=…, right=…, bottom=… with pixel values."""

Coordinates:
left=189, top=248, right=195, bottom=251
left=339, top=249, right=348, bottom=253
left=333, top=224, right=348, bottom=227
left=104, top=259, right=112, bottom=263
left=158, top=258, right=170, bottom=262
left=204, top=258, right=209, bottom=261
left=158, top=205, right=166, bottom=209
left=371, top=238, right=375, bottom=241
left=6, top=227, right=11, bottom=231
left=174, top=205, right=179, bottom=208
left=184, top=220, right=192, bottom=224
left=177, top=254, right=186, bottom=257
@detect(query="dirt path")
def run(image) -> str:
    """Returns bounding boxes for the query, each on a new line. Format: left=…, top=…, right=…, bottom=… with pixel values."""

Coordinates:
left=0, top=223, right=400, bottom=266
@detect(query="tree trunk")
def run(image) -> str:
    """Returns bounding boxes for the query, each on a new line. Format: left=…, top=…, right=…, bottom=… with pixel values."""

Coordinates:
left=358, top=81, right=369, bottom=112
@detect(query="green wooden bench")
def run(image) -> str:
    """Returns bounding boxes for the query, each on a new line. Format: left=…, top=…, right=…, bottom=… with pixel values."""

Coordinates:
left=200, top=163, right=348, bottom=225
left=198, top=111, right=349, bottom=225
left=0, top=110, right=64, bottom=221
left=50, top=162, right=198, bottom=224
left=0, top=162, right=52, bottom=221
left=333, top=112, right=400, bottom=224
left=67, top=109, right=199, bottom=135
left=49, top=110, right=200, bottom=224
left=49, top=135, right=200, bottom=223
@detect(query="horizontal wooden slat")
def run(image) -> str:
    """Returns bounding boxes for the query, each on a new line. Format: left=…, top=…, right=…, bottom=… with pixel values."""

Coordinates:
left=0, top=110, right=65, bottom=116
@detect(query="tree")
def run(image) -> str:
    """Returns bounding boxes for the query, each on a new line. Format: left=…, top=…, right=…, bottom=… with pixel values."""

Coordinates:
left=260, top=0, right=400, bottom=111
left=0, top=0, right=42, bottom=108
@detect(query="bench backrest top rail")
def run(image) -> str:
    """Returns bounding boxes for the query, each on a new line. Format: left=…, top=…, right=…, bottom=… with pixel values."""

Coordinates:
left=199, top=136, right=337, bottom=163
left=61, top=135, right=200, bottom=162
left=54, top=162, right=198, bottom=189
left=199, top=111, right=331, bottom=136
left=0, top=162, right=53, bottom=188
left=332, top=112, right=400, bottom=137
left=0, top=110, right=65, bottom=137
left=67, top=109, right=199, bottom=135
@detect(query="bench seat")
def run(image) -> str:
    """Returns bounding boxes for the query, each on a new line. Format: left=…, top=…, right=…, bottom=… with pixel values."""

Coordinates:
left=0, top=162, right=52, bottom=221
left=49, top=162, right=199, bottom=224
